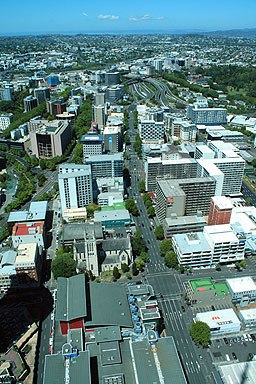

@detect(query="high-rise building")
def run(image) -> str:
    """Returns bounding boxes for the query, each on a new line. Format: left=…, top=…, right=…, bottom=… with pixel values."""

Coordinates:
left=0, top=85, right=14, bottom=101
left=145, top=157, right=198, bottom=192
left=208, top=196, right=233, bottom=226
left=95, top=92, right=105, bottom=106
left=58, top=164, right=93, bottom=213
left=93, top=105, right=106, bottom=129
left=24, top=95, right=38, bottom=112
left=0, top=113, right=13, bottom=132
left=85, top=153, right=123, bottom=179
left=29, top=120, right=72, bottom=158
left=34, top=87, right=50, bottom=105
left=171, top=119, right=197, bottom=142
left=139, top=120, right=165, bottom=141
left=195, top=144, right=215, bottom=160
left=104, top=72, right=120, bottom=86
left=47, top=97, right=66, bottom=117
left=47, top=75, right=60, bottom=87
left=187, top=104, right=227, bottom=125
left=106, top=85, right=124, bottom=102
left=103, top=126, right=121, bottom=152
left=81, top=133, right=104, bottom=160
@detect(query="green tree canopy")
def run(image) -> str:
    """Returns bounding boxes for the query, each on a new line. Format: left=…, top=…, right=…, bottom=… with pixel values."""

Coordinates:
left=132, top=262, right=138, bottom=276
left=189, top=321, right=210, bottom=347
left=113, top=266, right=121, bottom=280
left=51, top=253, right=77, bottom=279
left=131, top=237, right=147, bottom=256
left=164, top=251, right=178, bottom=268
left=138, top=180, right=146, bottom=193
left=155, top=225, right=164, bottom=240
left=147, top=206, right=155, bottom=218
left=125, top=199, right=138, bottom=215
left=159, top=239, right=173, bottom=256
left=121, top=263, right=130, bottom=273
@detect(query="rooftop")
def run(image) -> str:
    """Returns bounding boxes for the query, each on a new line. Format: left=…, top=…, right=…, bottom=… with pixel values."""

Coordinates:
left=239, top=308, right=256, bottom=320
left=218, top=360, right=256, bottom=384
left=8, top=201, right=48, bottom=223
left=94, top=209, right=130, bottom=222
left=56, top=274, right=87, bottom=322
left=12, top=221, right=44, bottom=237
left=211, top=196, right=233, bottom=210
left=204, top=224, right=239, bottom=244
left=15, top=243, right=38, bottom=265
left=226, top=277, right=256, bottom=293
left=173, top=231, right=211, bottom=253
left=196, top=308, right=240, bottom=328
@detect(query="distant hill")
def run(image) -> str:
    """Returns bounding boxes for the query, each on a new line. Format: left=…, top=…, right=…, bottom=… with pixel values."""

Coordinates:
left=203, top=28, right=256, bottom=38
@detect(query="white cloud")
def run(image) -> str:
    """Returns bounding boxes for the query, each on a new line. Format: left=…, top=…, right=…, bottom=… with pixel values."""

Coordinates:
left=129, top=14, right=165, bottom=22
left=97, top=14, right=119, bottom=20
left=82, top=12, right=88, bottom=17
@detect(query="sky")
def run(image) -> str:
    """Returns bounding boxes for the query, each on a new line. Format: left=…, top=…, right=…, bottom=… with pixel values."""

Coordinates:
left=1, top=0, right=256, bottom=35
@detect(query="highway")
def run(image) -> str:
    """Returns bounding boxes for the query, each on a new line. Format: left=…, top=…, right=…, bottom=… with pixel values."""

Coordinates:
left=126, top=111, right=208, bottom=384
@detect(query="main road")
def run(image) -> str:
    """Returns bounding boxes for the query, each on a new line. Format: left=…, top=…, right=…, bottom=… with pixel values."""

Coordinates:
left=126, top=111, right=209, bottom=384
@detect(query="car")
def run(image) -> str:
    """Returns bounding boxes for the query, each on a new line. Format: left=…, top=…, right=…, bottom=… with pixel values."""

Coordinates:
left=244, top=334, right=249, bottom=341
left=142, top=223, right=144, bottom=227
left=199, top=355, right=203, bottom=360
left=248, top=353, right=254, bottom=361
left=224, top=338, right=228, bottom=345
left=147, top=240, right=150, bottom=244
left=236, top=337, right=240, bottom=342
left=250, top=334, right=256, bottom=341
left=181, top=306, right=185, bottom=312
left=232, top=352, right=237, bottom=360
left=233, top=338, right=237, bottom=343
left=248, top=334, right=252, bottom=342
left=150, top=227, right=152, bottom=231
left=229, top=339, right=233, bottom=344
left=211, top=305, right=215, bottom=311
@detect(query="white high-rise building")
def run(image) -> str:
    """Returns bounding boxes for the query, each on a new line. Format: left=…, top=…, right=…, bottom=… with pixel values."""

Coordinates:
left=139, top=120, right=165, bottom=141
left=58, top=164, right=93, bottom=213
left=0, top=113, right=13, bottom=131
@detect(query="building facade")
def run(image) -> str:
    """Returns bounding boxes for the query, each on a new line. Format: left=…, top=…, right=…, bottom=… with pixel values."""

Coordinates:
left=85, top=153, right=123, bottom=179
left=208, top=196, right=233, bottom=226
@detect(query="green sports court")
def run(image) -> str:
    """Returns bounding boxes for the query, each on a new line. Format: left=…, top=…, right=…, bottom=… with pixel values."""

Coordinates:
left=190, top=278, right=230, bottom=296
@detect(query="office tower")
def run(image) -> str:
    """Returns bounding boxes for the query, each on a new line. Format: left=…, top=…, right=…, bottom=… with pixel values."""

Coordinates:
left=195, top=144, right=215, bottom=160
left=171, top=119, right=197, bottom=142
left=155, top=177, right=216, bottom=224
left=187, top=104, right=227, bottom=125
left=85, top=153, right=123, bottom=179
left=153, top=59, right=163, bottom=73
left=147, top=66, right=155, bottom=76
left=145, top=108, right=164, bottom=122
left=93, top=105, right=106, bottom=129
left=47, top=97, right=66, bottom=117
left=0, top=113, right=13, bottom=131
left=81, top=133, right=104, bottom=160
left=0, top=84, right=14, bottom=101
left=103, top=126, right=121, bottom=152
left=145, top=157, right=198, bottom=192
left=58, top=164, right=93, bottom=213
left=104, top=72, right=120, bottom=86
left=106, top=85, right=124, bottom=103
left=29, top=120, right=72, bottom=158
left=139, top=120, right=165, bottom=141
left=24, top=95, right=38, bottom=112
left=47, top=75, right=60, bottom=87
left=34, top=87, right=50, bottom=105
left=208, top=196, right=233, bottom=226
left=95, top=92, right=106, bottom=106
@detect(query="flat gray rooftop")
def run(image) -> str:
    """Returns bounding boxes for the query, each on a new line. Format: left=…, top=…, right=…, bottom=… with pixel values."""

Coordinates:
left=218, top=360, right=256, bottom=384
left=100, top=341, right=121, bottom=366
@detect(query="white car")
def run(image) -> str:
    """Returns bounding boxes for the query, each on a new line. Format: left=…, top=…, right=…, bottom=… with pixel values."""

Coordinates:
left=243, top=334, right=248, bottom=341
left=248, top=334, right=252, bottom=342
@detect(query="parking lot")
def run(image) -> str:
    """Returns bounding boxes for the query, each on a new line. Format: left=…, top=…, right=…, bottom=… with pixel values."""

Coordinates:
left=191, top=301, right=232, bottom=317
left=210, top=333, right=256, bottom=365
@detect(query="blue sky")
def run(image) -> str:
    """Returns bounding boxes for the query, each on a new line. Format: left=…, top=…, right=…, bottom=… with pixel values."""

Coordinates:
left=1, top=0, right=256, bottom=35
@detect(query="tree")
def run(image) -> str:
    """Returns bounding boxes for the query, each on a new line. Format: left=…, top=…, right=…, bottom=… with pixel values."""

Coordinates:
left=215, top=263, right=221, bottom=271
left=37, top=173, right=46, bottom=187
left=147, top=206, right=155, bottom=218
left=121, top=263, right=130, bottom=273
left=51, top=253, right=77, bottom=279
left=138, top=180, right=145, bottom=193
left=159, top=239, right=173, bottom=256
left=240, top=260, right=247, bottom=269
left=245, top=197, right=252, bottom=206
left=142, top=193, right=151, bottom=203
left=179, top=265, right=185, bottom=274
left=140, top=251, right=149, bottom=263
left=87, top=204, right=101, bottom=218
left=164, top=251, right=178, bottom=268
left=113, top=266, right=121, bottom=280
left=125, top=199, right=138, bottom=215
left=131, top=237, right=146, bottom=256
left=235, top=261, right=241, bottom=270
left=155, top=225, right=164, bottom=240
left=136, top=258, right=145, bottom=272
left=189, top=321, right=210, bottom=347
left=144, top=199, right=152, bottom=208
left=134, top=230, right=141, bottom=240
left=132, top=262, right=138, bottom=276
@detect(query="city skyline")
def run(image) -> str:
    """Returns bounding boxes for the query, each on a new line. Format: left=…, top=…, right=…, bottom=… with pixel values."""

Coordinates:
left=1, top=0, right=256, bottom=35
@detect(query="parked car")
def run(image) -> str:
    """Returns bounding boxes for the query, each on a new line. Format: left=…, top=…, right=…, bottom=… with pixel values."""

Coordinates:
left=248, top=353, right=254, bottom=361
left=181, top=306, right=185, bottom=312
left=250, top=334, right=256, bottom=341
left=211, top=305, right=215, bottom=311
left=224, top=338, right=228, bottom=345
left=232, top=352, right=237, bottom=360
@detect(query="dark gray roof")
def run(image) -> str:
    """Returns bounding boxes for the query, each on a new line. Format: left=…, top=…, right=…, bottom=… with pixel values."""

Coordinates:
left=131, top=337, right=187, bottom=384
left=56, top=274, right=87, bottom=322
left=93, top=326, right=122, bottom=343
left=63, top=222, right=103, bottom=243
left=43, top=350, right=91, bottom=384
left=102, top=238, right=130, bottom=252
left=100, top=341, right=121, bottom=365
left=85, top=283, right=132, bottom=328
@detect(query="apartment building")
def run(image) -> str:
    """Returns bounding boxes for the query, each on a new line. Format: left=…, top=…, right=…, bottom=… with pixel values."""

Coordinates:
left=34, top=87, right=50, bottom=104
left=103, top=126, right=121, bottom=152
left=187, top=105, right=227, bottom=125
left=145, top=157, right=198, bottom=192
left=12, top=221, right=45, bottom=249
left=0, top=113, right=13, bottom=131
left=171, top=119, right=197, bottom=142
left=81, top=133, right=103, bottom=160
left=24, top=96, right=37, bottom=112
left=58, top=164, right=93, bottom=213
left=139, top=120, right=165, bottom=141
left=85, top=153, right=123, bottom=179
left=208, top=196, right=233, bottom=226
